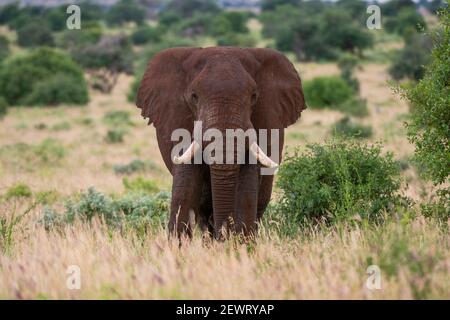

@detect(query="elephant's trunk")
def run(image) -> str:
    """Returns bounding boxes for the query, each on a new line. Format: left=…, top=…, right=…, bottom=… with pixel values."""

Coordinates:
left=210, top=164, right=240, bottom=240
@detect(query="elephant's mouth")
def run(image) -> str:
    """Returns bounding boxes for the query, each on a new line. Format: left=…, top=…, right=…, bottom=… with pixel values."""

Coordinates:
left=172, top=140, right=278, bottom=169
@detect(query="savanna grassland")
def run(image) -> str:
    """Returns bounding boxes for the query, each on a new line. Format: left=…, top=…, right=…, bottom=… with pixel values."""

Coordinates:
left=0, top=14, right=449, bottom=299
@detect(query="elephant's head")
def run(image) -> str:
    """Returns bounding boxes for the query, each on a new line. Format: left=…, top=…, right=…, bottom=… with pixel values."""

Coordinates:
left=136, top=47, right=305, bottom=237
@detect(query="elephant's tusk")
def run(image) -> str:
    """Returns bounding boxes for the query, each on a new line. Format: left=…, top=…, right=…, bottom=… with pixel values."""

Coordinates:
left=173, top=141, right=201, bottom=165
left=249, top=142, right=278, bottom=169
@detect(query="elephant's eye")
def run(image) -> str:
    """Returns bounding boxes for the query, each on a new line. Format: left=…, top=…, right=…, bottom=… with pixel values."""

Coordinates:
left=191, top=92, right=199, bottom=104
left=251, top=93, right=258, bottom=105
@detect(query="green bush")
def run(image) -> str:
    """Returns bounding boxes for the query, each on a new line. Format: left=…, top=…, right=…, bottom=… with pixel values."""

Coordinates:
left=22, top=74, right=89, bottom=106
left=338, top=53, right=360, bottom=91
left=5, top=183, right=32, bottom=199
left=58, top=23, right=103, bottom=49
left=385, top=7, right=426, bottom=37
left=0, top=35, right=9, bottom=62
left=337, top=97, right=369, bottom=118
left=217, top=33, right=257, bottom=47
left=303, top=76, right=354, bottom=109
left=0, top=96, right=7, bottom=118
left=72, top=35, right=133, bottom=75
left=0, top=139, right=65, bottom=169
left=131, top=26, right=162, bottom=45
left=261, top=4, right=373, bottom=61
left=106, top=0, right=145, bottom=26
left=51, top=121, right=71, bottom=131
left=420, top=188, right=449, bottom=223
left=105, top=129, right=126, bottom=144
left=113, top=159, right=158, bottom=175
left=403, top=8, right=449, bottom=185
left=331, top=117, right=373, bottom=139
left=17, top=20, right=55, bottom=48
left=34, top=138, right=66, bottom=163
left=123, top=177, right=159, bottom=194
left=276, top=141, right=404, bottom=229
left=0, top=48, right=88, bottom=107
left=390, top=33, right=433, bottom=81
left=40, top=188, right=170, bottom=231
left=103, top=110, right=133, bottom=127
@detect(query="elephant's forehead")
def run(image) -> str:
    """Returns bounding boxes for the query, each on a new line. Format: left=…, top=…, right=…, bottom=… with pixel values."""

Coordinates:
left=183, top=47, right=259, bottom=75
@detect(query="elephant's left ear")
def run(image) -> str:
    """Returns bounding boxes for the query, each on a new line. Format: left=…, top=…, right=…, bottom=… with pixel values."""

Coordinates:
left=246, top=48, right=306, bottom=129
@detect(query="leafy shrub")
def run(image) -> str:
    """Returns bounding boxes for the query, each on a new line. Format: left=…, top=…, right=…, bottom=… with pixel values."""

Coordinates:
left=40, top=188, right=170, bottom=231
left=217, top=33, right=257, bottom=47
left=0, top=35, right=9, bottom=62
left=58, top=23, right=103, bottom=49
left=23, top=74, right=89, bottom=106
left=17, top=20, right=54, bottom=48
left=0, top=139, right=65, bottom=170
left=331, top=117, right=373, bottom=139
left=261, top=4, right=373, bottom=61
left=103, top=110, right=133, bottom=127
left=338, top=53, right=360, bottom=91
left=420, top=188, right=449, bottom=223
left=390, top=33, right=433, bottom=81
left=113, top=159, right=158, bottom=175
left=34, top=123, right=47, bottom=130
left=51, top=121, right=71, bottom=131
left=72, top=34, right=133, bottom=93
left=0, top=48, right=88, bottom=107
left=72, top=35, right=133, bottom=74
left=131, top=26, right=162, bottom=45
left=105, top=129, right=126, bottom=144
left=0, top=96, right=7, bottom=118
left=276, top=141, right=404, bottom=229
left=384, top=7, right=426, bottom=37
left=163, top=0, right=220, bottom=19
left=123, top=177, right=159, bottom=194
left=337, top=97, right=369, bottom=118
left=106, top=0, right=145, bottom=26
left=304, top=76, right=354, bottom=109
left=34, top=138, right=66, bottom=163
left=403, top=9, right=449, bottom=185
left=5, top=184, right=32, bottom=199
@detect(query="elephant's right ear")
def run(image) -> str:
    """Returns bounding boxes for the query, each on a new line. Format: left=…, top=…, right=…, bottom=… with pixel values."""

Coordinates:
left=136, top=47, right=199, bottom=128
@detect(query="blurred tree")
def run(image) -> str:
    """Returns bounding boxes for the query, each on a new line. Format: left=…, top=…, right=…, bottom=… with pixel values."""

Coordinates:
left=338, top=53, right=360, bottom=91
left=158, top=11, right=182, bottom=27
left=131, top=25, right=162, bottom=45
left=0, top=4, right=20, bottom=25
left=0, top=35, right=9, bottom=63
left=17, top=20, right=55, bottom=48
left=58, top=22, right=104, bottom=50
left=0, top=48, right=88, bottom=106
left=382, top=0, right=416, bottom=16
left=164, top=0, right=220, bottom=18
left=107, top=0, right=146, bottom=26
left=385, top=7, right=427, bottom=36
left=389, top=33, right=433, bottom=81
left=261, top=4, right=373, bottom=60
left=72, top=35, right=134, bottom=93
left=404, top=7, right=449, bottom=185
left=45, top=7, right=67, bottom=31
left=261, top=0, right=300, bottom=11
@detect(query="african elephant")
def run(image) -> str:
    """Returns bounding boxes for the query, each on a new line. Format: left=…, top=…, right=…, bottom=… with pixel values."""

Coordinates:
left=136, top=47, right=306, bottom=240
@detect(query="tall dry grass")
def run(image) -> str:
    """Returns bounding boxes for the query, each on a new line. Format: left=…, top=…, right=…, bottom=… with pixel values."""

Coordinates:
left=0, top=199, right=448, bottom=299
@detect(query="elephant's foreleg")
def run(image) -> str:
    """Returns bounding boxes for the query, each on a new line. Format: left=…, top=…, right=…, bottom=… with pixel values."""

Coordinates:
left=168, top=164, right=204, bottom=239
left=257, top=174, right=274, bottom=221
left=235, top=164, right=259, bottom=238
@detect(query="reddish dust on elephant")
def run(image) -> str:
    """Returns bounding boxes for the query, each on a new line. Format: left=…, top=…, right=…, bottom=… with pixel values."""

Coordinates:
left=136, top=47, right=306, bottom=240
